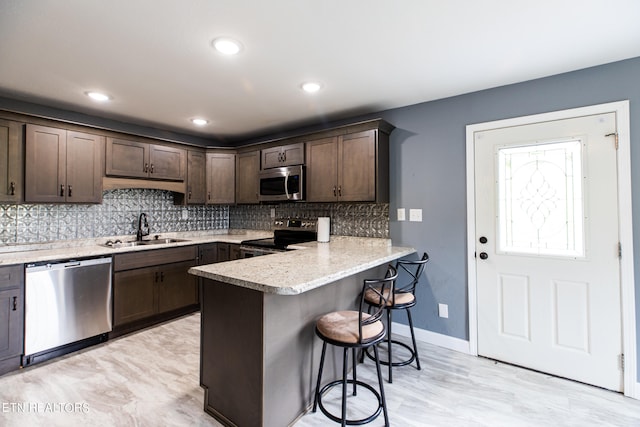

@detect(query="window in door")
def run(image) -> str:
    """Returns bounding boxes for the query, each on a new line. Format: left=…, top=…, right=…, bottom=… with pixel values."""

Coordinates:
left=497, top=139, right=585, bottom=258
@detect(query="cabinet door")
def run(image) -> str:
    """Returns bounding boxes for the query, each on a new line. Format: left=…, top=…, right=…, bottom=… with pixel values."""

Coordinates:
left=0, top=265, right=23, bottom=362
left=207, top=152, right=235, bottom=204
left=157, top=260, right=198, bottom=313
left=229, top=244, right=242, bottom=261
left=338, top=131, right=376, bottom=202
left=0, top=288, right=23, bottom=361
left=25, top=124, right=66, bottom=202
left=305, top=137, right=338, bottom=202
left=149, top=144, right=186, bottom=181
left=106, top=137, right=149, bottom=178
left=281, top=143, right=304, bottom=166
left=216, top=244, right=230, bottom=262
left=199, top=243, right=218, bottom=265
left=187, top=150, right=207, bottom=204
left=236, top=151, right=260, bottom=204
left=66, top=131, right=104, bottom=203
left=0, top=119, right=23, bottom=203
left=261, top=146, right=284, bottom=170
left=113, top=267, right=157, bottom=326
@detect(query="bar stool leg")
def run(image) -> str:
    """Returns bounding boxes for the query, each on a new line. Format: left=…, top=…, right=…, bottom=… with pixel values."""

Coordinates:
left=352, top=348, right=357, bottom=396
left=406, top=308, right=421, bottom=370
left=313, top=341, right=328, bottom=412
left=341, top=347, right=348, bottom=427
left=386, top=309, right=393, bottom=383
left=373, top=344, right=390, bottom=427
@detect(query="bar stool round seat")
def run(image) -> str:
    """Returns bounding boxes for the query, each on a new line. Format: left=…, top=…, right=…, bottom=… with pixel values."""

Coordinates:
left=313, top=265, right=397, bottom=427
left=363, top=252, right=429, bottom=383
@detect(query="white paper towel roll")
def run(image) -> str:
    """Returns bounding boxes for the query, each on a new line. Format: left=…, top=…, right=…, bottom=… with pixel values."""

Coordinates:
left=317, top=217, right=330, bottom=242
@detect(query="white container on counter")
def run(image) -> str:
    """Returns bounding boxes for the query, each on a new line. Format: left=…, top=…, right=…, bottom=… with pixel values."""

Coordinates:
left=317, top=217, right=330, bottom=243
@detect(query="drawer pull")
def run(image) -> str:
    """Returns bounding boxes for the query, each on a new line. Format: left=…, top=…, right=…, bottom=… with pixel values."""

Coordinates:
left=12, top=296, right=17, bottom=311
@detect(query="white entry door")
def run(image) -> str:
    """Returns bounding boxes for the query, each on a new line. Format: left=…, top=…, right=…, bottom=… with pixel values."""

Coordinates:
left=474, top=112, right=623, bottom=391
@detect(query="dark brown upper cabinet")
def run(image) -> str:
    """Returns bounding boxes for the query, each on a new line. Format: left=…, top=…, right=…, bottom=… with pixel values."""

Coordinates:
left=25, top=124, right=104, bottom=203
left=261, top=142, right=304, bottom=169
left=235, top=150, right=260, bottom=204
left=0, top=119, right=23, bottom=203
left=186, top=149, right=207, bottom=204
left=106, top=137, right=186, bottom=181
left=206, top=152, right=236, bottom=205
left=305, top=129, right=389, bottom=203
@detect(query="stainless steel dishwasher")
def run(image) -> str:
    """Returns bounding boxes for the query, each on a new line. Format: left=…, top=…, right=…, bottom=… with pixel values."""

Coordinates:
left=24, top=257, right=113, bottom=365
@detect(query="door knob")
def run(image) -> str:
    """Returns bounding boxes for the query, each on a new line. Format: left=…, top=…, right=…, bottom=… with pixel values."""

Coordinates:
left=479, top=236, right=488, bottom=244
left=479, top=252, right=488, bottom=260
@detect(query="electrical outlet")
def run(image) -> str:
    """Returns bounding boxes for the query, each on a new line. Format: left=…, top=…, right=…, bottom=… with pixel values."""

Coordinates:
left=409, top=209, right=422, bottom=222
left=438, top=303, right=449, bottom=318
left=397, top=208, right=406, bottom=221
left=181, top=209, right=189, bottom=220
left=270, top=208, right=276, bottom=218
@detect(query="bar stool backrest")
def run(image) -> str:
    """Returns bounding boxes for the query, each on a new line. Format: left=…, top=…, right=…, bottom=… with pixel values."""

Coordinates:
left=358, top=264, right=397, bottom=344
left=393, top=252, right=429, bottom=305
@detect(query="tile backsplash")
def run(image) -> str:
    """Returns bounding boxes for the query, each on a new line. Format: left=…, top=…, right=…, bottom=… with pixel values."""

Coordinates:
left=0, top=189, right=389, bottom=245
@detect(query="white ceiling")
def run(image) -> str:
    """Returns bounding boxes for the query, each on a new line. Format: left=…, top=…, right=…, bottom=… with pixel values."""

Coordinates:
left=1, top=0, right=640, bottom=142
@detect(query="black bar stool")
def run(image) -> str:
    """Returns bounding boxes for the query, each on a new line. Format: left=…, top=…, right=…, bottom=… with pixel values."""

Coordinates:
left=312, top=265, right=397, bottom=426
left=364, top=252, right=429, bottom=383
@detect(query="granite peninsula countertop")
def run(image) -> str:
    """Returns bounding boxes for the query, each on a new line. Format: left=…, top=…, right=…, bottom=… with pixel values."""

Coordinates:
left=0, top=230, right=272, bottom=265
left=188, top=236, right=415, bottom=295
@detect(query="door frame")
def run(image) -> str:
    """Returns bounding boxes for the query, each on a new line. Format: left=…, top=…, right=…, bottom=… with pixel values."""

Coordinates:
left=465, top=100, right=637, bottom=398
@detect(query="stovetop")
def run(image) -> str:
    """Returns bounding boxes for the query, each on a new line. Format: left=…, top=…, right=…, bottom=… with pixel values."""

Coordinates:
left=241, top=218, right=318, bottom=250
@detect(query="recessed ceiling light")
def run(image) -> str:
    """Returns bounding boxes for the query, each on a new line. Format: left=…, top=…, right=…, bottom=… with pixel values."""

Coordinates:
left=85, top=91, right=111, bottom=102
left=191, top=118, right=209, bottom=126
left=212, top=37, right=242, bottom=55
left=301, top=82, right=322, bottom=93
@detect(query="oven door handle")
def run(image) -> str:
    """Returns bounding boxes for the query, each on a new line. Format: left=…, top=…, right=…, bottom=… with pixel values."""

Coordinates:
left=284, top=171, right=291, bottom=200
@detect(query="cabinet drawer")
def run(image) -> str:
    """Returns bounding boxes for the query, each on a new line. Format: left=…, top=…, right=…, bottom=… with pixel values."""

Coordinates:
left=0, top=265, right=23, bottom=290
left=114, top=246, right=198, bottom=271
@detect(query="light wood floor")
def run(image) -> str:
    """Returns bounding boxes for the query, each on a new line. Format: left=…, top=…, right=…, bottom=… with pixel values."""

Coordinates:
left=1, top=313, right=639, bottom=426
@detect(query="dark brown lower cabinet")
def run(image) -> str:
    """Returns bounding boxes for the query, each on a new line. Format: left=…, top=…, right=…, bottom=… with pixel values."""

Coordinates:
left=113, top=267, right=157, bottom=326
left=0, top=264, right=24, bottom=375
left=157, top=260, right=198, bottom=313
left=112, top=246, right=198, bottom=335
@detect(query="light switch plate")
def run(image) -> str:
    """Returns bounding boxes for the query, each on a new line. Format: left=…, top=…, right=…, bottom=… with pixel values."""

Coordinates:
left=409, top=209, right=422, bottom=222
left=438, top=303, right=449, bottom=318
left=397, top=208, right=406, bottom=221
left=270, top=208, right=276, bottom=218
left=181, top=209, right=189, bottom=220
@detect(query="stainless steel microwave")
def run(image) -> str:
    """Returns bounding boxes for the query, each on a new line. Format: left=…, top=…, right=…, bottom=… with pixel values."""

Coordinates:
left=258, top=165, right=304, bottom=202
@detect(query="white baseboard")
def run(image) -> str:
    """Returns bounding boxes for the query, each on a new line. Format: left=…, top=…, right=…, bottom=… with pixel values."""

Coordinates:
left=391, top=322, right=472, bottom=355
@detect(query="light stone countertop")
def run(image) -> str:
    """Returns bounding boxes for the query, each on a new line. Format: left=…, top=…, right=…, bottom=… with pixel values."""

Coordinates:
left=188, top=236, right=416, bottom=295
left=0, top=230, right=272, bottom=265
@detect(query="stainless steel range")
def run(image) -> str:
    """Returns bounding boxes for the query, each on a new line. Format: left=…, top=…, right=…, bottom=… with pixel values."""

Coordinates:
left=240, top=218, right=318, bottom=258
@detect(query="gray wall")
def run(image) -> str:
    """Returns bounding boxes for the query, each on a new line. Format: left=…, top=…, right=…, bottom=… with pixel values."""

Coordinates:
left=373, top=56, right=640, bottom=378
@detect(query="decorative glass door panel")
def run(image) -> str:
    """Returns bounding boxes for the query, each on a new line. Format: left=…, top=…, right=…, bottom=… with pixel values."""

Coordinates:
left=497, top=139, right=584, bottom=258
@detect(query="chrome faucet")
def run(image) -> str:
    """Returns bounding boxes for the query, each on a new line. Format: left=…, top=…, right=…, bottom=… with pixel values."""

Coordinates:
left=136, top=213, right=150, bottom=241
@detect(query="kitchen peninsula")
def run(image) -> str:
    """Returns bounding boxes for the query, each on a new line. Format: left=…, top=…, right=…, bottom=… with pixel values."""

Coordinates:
left=189, top=237, right=415, bottom=427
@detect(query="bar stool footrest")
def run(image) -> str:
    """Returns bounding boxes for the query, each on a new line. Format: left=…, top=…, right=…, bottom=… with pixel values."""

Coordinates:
left=317, top=379, right=384, bottom=426
left=364, top=340, right=419, bottom=368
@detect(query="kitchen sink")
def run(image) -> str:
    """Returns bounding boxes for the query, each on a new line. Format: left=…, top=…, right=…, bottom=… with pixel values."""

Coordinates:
left=101, top=238, right=190, bottom=248
left=140, top=238, right=189, bottom=245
